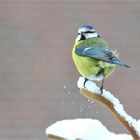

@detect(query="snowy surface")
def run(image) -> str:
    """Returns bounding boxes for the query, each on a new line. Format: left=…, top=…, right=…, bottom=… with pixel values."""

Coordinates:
left=46, top=118, right=132, bottom=140
left=77, top=77, right=140, bottom=137
left=46, top=77, right=140, bottom=140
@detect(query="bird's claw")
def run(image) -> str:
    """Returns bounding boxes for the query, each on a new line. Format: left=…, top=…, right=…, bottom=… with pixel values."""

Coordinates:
left=100, top=87, right=103, bottom=95
left=84, top=78, right=88, bottom=88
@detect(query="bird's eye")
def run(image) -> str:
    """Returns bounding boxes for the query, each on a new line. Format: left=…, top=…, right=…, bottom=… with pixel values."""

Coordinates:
left=78, top=33, right=80, bottom=35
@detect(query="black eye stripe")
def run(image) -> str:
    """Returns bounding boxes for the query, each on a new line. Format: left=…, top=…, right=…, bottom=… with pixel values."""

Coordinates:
left=84, top=31, right=95, bottom=33
left=78, top=31, right=95, bottom=35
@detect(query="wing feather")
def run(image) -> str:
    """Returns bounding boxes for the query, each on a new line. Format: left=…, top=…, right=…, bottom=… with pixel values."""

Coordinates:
left=75, top=46, right=130, bottom=68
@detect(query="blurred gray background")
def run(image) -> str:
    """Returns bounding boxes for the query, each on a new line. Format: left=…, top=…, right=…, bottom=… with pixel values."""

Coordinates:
left=0, top=1, right=140, bottom=140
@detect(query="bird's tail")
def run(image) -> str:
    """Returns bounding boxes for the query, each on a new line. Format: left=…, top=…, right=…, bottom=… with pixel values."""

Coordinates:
left=111, top=57, right=130, bottom=68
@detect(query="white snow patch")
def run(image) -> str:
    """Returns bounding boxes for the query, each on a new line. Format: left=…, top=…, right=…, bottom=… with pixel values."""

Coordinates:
left=46, top=119, right=132, bottom=140
left=77, top=77, right=140, bottom=137
left=77, top=77, right=100, bottom=93
left=137, top=120, right=140, bottom=134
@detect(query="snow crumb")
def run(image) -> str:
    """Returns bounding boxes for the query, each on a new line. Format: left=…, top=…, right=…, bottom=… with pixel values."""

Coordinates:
left=77, top=77, right=140, bottom=137
left=46, top=118, right=132, bottom=140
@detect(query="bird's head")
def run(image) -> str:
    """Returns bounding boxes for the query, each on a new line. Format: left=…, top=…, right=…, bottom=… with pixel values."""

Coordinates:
left=75, top=25, right=100, bottom=42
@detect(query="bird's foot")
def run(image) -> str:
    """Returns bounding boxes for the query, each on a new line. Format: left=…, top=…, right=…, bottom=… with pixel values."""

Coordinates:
left=100, top=78, right=104, bottom=95
left=100, top=87, right=103, bottom=95
left=84, top=78, right=88, bottom=88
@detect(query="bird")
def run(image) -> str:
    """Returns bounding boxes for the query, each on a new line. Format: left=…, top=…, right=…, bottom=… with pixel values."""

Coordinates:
left=72, top=25, right=130, bottom=94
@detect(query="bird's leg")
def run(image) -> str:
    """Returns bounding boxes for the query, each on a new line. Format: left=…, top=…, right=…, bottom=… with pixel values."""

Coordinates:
left=97, top=67, right=105, bottom=95
left=84, top=78, right=88, bottom=88
left=100, top=78, right=104, bottom=95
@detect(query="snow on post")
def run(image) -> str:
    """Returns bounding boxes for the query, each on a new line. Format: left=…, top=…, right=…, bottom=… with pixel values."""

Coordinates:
left=78, top=77, right=140, bottom=140
left=46, top=77, right=140, bottom=140
left=46, top=119, right=132, bottom=140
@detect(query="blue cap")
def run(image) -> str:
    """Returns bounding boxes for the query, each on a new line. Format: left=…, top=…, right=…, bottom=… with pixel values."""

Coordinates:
left=79, top=25, right=94, bottom=30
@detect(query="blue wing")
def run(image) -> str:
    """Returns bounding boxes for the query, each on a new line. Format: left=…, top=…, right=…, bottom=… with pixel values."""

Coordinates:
left=75, top=46, right=130, bottom=68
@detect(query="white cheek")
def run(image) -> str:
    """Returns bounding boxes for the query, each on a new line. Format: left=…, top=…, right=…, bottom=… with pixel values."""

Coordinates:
left=75, top=35, right=81, bottom=42
left=85, top=33, right=98, bottom=39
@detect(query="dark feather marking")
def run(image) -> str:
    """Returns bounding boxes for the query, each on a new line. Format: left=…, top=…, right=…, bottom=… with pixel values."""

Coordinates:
left=75, top=46, right=130, bottom=68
